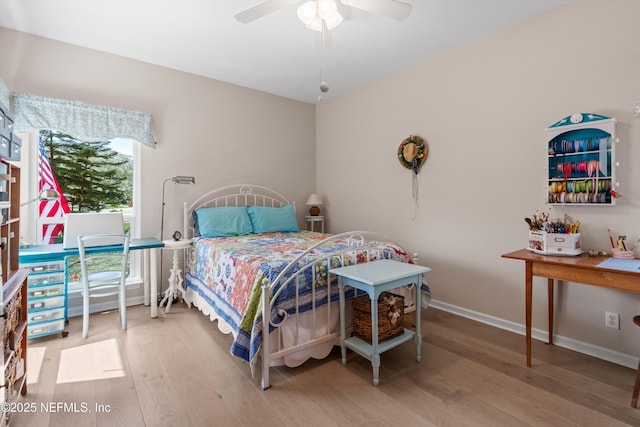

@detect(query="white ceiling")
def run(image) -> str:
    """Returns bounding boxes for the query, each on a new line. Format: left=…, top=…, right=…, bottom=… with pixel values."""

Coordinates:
left=0, top=0, right=567, bottom=104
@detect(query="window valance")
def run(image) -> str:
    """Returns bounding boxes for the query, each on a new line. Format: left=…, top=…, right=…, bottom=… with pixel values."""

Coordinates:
left=12, top=93, right=155, bottom=148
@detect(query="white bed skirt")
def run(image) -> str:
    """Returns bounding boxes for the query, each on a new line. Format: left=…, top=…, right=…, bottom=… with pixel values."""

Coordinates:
left=184, top=285, right=431, bottom=370
left=184, top=287, right=343, bottom=368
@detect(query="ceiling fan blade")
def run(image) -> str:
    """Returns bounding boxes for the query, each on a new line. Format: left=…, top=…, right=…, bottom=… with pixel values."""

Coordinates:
left=235, top=0, right=300, bottom=24
left=340, top=0, right=412, bottom=21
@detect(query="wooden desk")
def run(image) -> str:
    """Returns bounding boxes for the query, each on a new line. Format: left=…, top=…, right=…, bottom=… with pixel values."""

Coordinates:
left=502, top=249, right=640, bottom=367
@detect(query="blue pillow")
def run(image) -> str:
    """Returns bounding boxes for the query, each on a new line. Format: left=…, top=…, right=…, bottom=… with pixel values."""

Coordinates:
left=247, top=204, right=299, bottom=233
left=194, top=207, right=253, bottom=238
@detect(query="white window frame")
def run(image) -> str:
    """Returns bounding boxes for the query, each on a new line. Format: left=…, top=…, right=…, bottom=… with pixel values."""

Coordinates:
left=20, top=130, right=144, bottom=291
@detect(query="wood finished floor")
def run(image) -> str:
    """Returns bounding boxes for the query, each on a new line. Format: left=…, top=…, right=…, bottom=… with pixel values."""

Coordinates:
left=10, top=304, right=640, bottom=427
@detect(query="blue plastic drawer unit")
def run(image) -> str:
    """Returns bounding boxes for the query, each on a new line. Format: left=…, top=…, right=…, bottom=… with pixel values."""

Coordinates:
left=20, top=260, right=68, bottom=339
left=23, top=260, right=65, bottom=274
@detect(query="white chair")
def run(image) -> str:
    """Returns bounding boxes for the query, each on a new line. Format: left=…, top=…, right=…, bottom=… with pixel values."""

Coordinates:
left=77, top=234, right=130, bottom=338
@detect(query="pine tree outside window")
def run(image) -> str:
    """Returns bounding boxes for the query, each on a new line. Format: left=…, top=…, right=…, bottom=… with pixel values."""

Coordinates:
left=38, top=130, right=136, bottom=288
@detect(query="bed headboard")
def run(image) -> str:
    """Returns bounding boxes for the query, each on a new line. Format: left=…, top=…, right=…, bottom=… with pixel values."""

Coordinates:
left=183, top=184, right=295, bottom=238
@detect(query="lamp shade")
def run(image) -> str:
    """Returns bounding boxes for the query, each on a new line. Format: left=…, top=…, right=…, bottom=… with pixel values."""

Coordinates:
left=323, top=10, right=343, bottom=30
left=38, top=189, right=60, bottom=201
left=297, top=1, right=317, bottom=24
left=305, top=194, right=323, bottom=206
left=20, top=188, right=61, bottom=207
left=305, top=194, right=323, bottom=216
left=172, top=176, right=196, bottom=185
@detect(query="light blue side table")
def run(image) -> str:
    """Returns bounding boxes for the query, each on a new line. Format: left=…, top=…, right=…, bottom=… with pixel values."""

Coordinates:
left=330, top=259, right=431, bottom=385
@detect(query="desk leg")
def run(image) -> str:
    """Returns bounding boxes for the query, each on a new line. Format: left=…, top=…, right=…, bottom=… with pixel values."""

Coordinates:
left=547, top=278, right=554, bottom=345
left=150, top=248, right=158, bottom=318
left=143, top=249, right=150, bottom=306
left=525, top=261, right=533, bottom=368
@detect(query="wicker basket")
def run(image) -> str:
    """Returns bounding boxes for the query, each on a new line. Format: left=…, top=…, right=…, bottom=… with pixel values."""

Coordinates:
left=2, top=290, right=20, bottom=352
left=5, top=355, right=17, bottom=400
left=13, top=332, right=23, bottom=359
left=352, top=291, right=404, bottom=344
left=2, top=291, right=22, bottom=351
left=2, top=297, right=13, bottom=346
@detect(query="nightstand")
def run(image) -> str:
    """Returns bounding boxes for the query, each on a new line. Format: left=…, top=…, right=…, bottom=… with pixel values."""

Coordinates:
left=160, top=239, right=192, bottom=313
left=330, top=259, right=430, bottom=385
left=305, top=215, right=324, bottom=233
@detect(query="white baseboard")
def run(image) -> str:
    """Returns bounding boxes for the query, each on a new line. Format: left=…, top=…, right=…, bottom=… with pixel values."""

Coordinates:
left=66, top=295, right=145, bottom=318
left=66, top=281, right=145, bottom=318
left=429, top=299, right=639, bottom=369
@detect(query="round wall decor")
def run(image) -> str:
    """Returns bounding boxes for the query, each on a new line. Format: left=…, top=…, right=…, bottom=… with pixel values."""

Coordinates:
left=398, top=135, right=427, bottom=174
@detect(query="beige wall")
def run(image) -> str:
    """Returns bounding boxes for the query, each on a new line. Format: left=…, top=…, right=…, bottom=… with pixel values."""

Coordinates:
left=3, top=0, right=640, bottom=366
left=0, top=27, right=316, bottom=286
left=317, top=0, right=640, bottom=364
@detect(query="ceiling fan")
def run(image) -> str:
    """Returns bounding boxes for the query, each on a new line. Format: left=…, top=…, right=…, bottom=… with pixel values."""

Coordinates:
left=235, top=0, right=412, bottom=25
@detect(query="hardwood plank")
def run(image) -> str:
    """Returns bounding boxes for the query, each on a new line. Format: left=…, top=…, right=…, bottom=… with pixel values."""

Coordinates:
left=12, top=335, right=62, bottom=427
left=10, top=304, right=640, bottom=426
left=422, top=309, right=640, bottom=426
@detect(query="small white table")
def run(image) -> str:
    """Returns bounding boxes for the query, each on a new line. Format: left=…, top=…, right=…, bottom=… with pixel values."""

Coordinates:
left=330, top=259, right=430, bottom=385
left=305, top=215, right=325, bottom=233
left=160, top=239, right=192, bottom=313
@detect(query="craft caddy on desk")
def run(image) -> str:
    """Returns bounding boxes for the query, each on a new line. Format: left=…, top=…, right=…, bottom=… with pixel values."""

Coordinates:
left=528, top=230, right=581, bottom=256
left=526, top=211, right=581, bottom=256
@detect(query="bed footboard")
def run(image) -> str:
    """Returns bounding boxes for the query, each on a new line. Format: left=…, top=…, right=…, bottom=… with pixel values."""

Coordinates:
left=258, top=230, right=425, bottom=390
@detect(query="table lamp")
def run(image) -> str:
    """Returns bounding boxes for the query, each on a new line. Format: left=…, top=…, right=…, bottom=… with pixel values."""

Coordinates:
left=305, top=193, right=323, bottom=216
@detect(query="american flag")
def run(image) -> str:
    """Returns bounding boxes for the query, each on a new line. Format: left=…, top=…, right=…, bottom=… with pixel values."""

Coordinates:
left=38, top=135, right=71, bottom=244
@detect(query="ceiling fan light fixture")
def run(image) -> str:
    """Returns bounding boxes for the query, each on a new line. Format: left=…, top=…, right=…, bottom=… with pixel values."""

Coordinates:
left=323, top=10, right=343, bottom=30
left=317, top=0, right=338, bottom=18
left=307, top=15, right=324, bottom=31
left=297, top=0, right=342, bottom=31
left=297, top=1, right=317, bottom=25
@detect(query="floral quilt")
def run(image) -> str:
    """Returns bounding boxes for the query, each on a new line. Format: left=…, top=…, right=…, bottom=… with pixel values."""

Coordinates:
left=184, top=231, right=423, bottom=363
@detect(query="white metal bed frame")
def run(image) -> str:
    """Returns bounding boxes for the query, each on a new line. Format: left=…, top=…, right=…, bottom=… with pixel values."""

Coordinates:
left=183, top=184, right=419, bottom=390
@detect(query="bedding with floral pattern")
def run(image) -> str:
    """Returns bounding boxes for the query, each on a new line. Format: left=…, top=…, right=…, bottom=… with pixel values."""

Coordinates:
left=185, top=231, right=428, bottom=363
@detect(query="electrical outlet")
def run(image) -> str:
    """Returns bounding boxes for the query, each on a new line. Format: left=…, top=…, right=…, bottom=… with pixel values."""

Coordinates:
left=605, top=311, right=620, bottom=329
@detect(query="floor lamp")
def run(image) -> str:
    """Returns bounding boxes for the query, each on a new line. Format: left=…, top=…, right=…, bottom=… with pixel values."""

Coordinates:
left=159, top=176, right=195, bottom=304
left=160, top=176, right=195, bottom=241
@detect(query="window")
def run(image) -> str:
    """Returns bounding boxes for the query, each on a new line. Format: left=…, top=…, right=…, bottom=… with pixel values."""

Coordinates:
left=11, top=92, right=153, bottom=313
left=19, top=130, right=143, bottom=293
left=36, top=130, right=134, bottom=239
